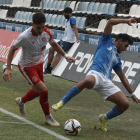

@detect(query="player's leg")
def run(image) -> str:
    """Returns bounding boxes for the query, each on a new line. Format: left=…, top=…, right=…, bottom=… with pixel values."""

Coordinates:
left=44, top=47, right=55, bottom=74
left=15, top=65, right=40, bottom=116
left=52, top=74, right=96, bottom=111
left=50, top=52, right=61, bottom=69
left=98, top=79, right=129, bottom=131
left=33, top=81, right=60, bottom=126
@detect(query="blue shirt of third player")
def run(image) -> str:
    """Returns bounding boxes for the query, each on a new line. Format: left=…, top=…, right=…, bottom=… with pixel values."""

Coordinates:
left=90, top=33, right=122, bottom=80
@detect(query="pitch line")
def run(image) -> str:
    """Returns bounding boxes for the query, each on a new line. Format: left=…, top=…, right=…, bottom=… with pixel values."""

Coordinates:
left=0, top=108, right=71, bottom=140
left=0, top=121, right=28, bottom=124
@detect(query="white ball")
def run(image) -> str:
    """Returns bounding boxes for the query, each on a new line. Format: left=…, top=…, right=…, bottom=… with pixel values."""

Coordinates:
left=2, top=63, right=12, bottom=72
left=64, top=119, right=81, bottom=136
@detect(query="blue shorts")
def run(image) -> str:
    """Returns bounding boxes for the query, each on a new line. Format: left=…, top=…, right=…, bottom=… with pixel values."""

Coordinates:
left=57, top=40, right=74, bottom=52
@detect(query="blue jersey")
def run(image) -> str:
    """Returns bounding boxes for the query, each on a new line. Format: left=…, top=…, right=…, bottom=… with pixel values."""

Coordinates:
left=90, top=33, right=122, bottom=80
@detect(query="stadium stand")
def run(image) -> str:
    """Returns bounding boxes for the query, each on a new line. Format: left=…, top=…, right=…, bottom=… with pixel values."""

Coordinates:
left=0, top=0, right=140, bottom=41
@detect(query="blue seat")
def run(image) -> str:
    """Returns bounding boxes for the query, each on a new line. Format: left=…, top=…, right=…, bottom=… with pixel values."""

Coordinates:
left=53, top=15, right=62, bottom=27
left=86, top=2, right=95, bottom=15
left=23, top=12, right=32, bottom=23
left=102, top=3, right=111, bottom=15
left=45, top=13, right=48, bottom=21
left=75, top=17, right=81, bottom=27
left=78, top=2, right=90, bottom=14
left=27, top=12, right=34, bottom=24
left=97, top=3, right=105, bottom=15
left=58, top=1, right=66, bottom=11
left=49, top=1, right=57, bottom=11
left=45, top=0, right=53, bottom=10
left=48, top=14, right=57, bottom=27
left=43, top=0, right=49, bottom=9
left=45, top=14, right=53, bottom=26
left=62, top=18, right=66, bottom=28
left=92, top=2, right=100, bottom=15
left=54, top=1, right=62, bottom=11
left=57, top=16, right=65, bottom=28
left=77, top=17, right=86, bottom=30
left=73, top=2, right=85, bottom=13
left=107, top=3, right=116, bottom=16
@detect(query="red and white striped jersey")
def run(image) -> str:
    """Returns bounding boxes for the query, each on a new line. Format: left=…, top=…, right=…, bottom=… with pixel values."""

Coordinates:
left=13, top=27, right=54, bottom=67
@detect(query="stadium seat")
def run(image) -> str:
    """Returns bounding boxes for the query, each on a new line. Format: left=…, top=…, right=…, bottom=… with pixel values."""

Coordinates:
left=107, top=3, right=117, bottom=16
left=76, top=2, right=90, bottom=14
left=49, top=0, right=57, bottom=11
left=69, top=1, right=76, bottom=10
left=48, top=14, right=57, bottom=27
left=121, top=24, right=129, bottom=33
left=58, top=1, right=67, bottom=11
left=132, top=23, right=140, bottom=38
left=44, top=0, right=53, bottom=10
left=86, top=19, right=107, bottom=32
left=112, top=23, right=123, bottom=35
left=65, top=1, right=71, bottom=8
left=130, top=5, right=140, bottom=18
left=45, top=14, right=53, bottom=26
left=22, top=0, right=31, bottom=8
left=92, top=2, right=100, bottom=15
left=10, top=0, right=24, bottom=7
left=54, top=1, right=62, bottom=11
left=53, top=15, right=62, bottom=27
left=86, top=2, right=95, bottom=15
left=126, top=25, right=133, bottom=36
left=22, top=12, right=32, bottom=24
left=77, top=17, right=86, bottom=30
left=0, top=9, right=8, bottom=19
left=57, top=15, right=65, bottom=28
left=96, top=3, right=105, bottom=15
left=62, top=18, right=66, bottom=29
left=101, top=3, right=111, bottom=15
left=117, top=4, right=138, bottom=17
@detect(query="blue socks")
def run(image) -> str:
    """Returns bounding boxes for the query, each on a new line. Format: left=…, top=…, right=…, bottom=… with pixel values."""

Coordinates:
left=62, top=86, right=80, bottom=103
left=106, top=105, right=123, bottom=119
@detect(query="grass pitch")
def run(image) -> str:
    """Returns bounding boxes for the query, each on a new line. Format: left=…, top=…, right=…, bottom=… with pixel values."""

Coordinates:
left=0, top=62, right=140, bottom=140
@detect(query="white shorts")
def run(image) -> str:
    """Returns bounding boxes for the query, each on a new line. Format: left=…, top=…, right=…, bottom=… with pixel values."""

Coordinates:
left=86, top=70, right=121, bottom=100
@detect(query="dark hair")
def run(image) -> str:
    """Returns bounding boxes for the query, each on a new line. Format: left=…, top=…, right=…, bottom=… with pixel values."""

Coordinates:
left=32, top=12, right=46, bottom=24
left=63, top=7, right=72, bottom=13
left=115, top=34, right=133, bottom=45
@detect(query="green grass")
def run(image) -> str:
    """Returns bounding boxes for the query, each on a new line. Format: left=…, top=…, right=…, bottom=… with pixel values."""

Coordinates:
left=0, top=61, right=140, bottom=140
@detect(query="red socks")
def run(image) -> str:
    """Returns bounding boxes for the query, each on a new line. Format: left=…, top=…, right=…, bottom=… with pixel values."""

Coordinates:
left=21, top=89, right=50, bottom=115
left=21, top=89, right=39, bottom=103
left=39, top=89, right=50, bottom=115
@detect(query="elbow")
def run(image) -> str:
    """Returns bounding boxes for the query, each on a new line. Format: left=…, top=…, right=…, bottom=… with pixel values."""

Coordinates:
left=107, top=18, right=116, bottom=25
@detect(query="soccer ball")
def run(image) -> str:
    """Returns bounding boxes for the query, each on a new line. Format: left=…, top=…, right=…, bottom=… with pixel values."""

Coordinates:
left=64, top=119, right=81, bottom=136
left=2, top=63, right=12, bottom=72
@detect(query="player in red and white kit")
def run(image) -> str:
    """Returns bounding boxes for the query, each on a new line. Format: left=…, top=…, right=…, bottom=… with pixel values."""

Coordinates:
left=3, top=12, right=75, bottom=126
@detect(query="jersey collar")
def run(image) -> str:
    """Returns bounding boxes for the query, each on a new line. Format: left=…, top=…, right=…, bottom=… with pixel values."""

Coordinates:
left=30, top=28, right=38, bottom=37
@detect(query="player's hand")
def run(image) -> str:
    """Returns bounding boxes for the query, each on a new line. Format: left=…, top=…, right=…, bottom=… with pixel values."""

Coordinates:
left=77, top=40, right=81, bottom=43
left=66, top=57, right=75, bottom=63
left=131, top=95, right=140, bottom=104
left=128, top=18, right=137, bottom=26
left=3, top=69, right=12, bottom=82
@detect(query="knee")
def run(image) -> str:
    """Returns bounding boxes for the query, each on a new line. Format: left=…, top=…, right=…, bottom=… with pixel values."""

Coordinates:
left=39, top=89, right=48, bottom=99
left=83, top=78, right=94, bottom=89
left=122, top=101, right=129, bottom=111
left=49, top=47, right=54, bottom=53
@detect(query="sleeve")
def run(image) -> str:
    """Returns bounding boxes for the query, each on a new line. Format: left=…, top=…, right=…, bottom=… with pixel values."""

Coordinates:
left=100, top=33, right=112, bottom=43
left=113, top=58, right=122, bottom=72
left=48, top=29, right=54, bottom=43
left=70, top=17, right=76, bottom=28
left=13, top=33, right=25, bottom=49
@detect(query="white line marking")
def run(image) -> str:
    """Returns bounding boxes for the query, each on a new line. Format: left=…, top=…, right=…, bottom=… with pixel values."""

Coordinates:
left=0, top=121, right=28, bottom=124
left=0, top=108, right=71, bottom=140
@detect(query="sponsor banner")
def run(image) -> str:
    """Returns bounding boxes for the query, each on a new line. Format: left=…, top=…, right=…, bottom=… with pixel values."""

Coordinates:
left=0, top=29, right=20, bottom=63
left=54, top=43, right=140, bottom=97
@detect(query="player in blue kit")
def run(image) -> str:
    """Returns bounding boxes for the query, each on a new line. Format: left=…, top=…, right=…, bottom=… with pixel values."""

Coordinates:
left=52, top=18, right=140, bottom=131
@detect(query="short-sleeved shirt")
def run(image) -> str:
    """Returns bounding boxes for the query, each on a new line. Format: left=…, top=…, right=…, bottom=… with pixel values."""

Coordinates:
left=13, top=27, right=54, bottom=68
left=62, top=17, right=76, bottom=43
left=90, top=34, right=122, bottom=80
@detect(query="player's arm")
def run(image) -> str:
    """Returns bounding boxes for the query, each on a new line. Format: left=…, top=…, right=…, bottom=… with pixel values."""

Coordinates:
left=49, top=40, right=75, bottom=63
left=104, top=18, right=137, bottom=35
left=3, top=46, right=16, bottom=82
left=116, top=70, right=140, bottom=104
left=72, top=24, right=80, bottom=43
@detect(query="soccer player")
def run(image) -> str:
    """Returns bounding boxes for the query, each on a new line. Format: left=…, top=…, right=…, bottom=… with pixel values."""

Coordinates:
left=44, top=7, right=80, bottom=75
left=3, top=12, right=75, bottom=127
left=52, top=18, right=140, bottom=130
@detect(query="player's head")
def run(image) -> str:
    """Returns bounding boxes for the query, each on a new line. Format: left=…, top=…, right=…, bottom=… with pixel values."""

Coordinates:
left=31, top=12, right=46, bottom=35
left=114, top=34, right=133, bottom=54
left=63, top=7, right=72, bottom=19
